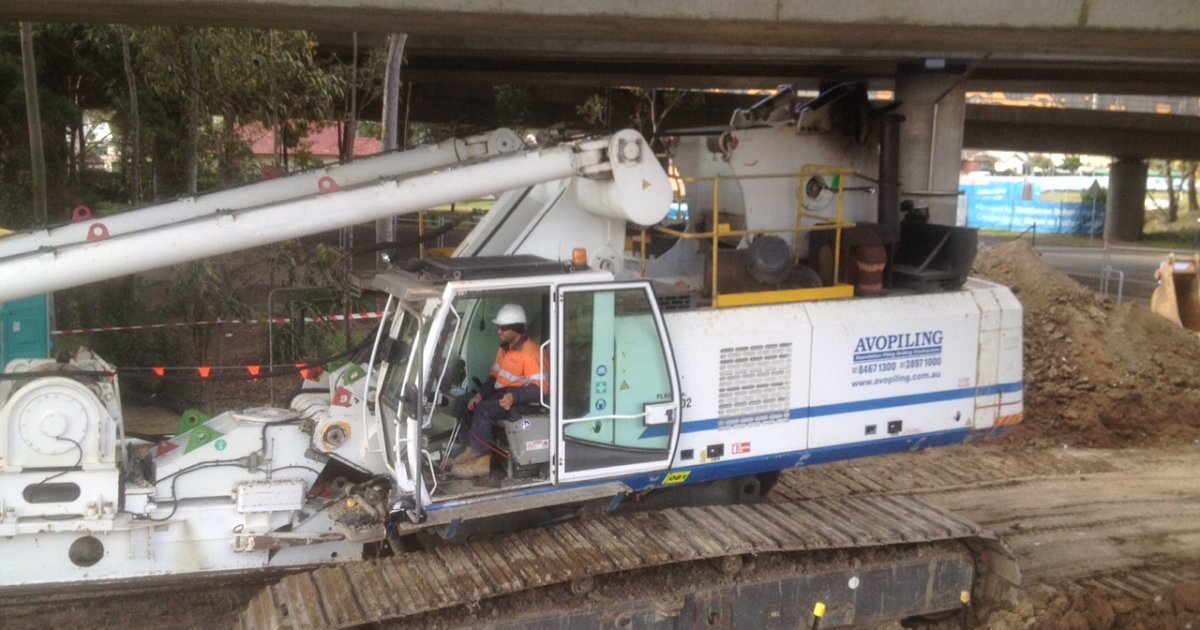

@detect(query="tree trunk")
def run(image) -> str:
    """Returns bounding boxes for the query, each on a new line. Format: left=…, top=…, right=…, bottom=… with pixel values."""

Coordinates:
left=340, top=32, right=359, bottom=163
left=279, top=123, right=290, bottom=173
left=75, top=82, right=85, bottom=192
left=377, top=33, right=406, bottom=268
left=20, top=22, right=48, bottom=226
left=120, top=26, right=142, bottom=206
left=381, top=33, right=405, bottom=152
left=1165, top=160, right=1178, bottom=223
left=185, top=39, right=201, bottom=195
left=1188, top=162, right=1198, bottom=213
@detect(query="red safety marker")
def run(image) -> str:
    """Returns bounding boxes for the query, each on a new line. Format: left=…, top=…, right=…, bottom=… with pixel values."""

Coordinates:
left=198, top=367, right=212, bottom=379
left=246, top=365, right=261, bottom=379
left=317, top=176, right=340, bottom=193
left=87, top=223, right=111, bottom=241
left=333, top=387, right=353, bottom=407
left=71, top=205, right=93, bottom=222
left=152, top=367, right=165, bottom=377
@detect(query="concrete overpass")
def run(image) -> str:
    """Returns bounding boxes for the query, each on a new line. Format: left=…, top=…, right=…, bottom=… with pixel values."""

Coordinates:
left=964, top=105, right=1200, bottom=161
left=5, top=0, right=1200, bottom=237
left=5, top=0, right=1200, bottom=95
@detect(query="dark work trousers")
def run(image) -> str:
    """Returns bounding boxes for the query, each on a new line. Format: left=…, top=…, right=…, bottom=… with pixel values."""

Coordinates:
left=466, top=396, right=509, bottom=456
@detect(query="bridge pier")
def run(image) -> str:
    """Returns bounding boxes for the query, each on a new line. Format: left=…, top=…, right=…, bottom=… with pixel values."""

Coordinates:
left=895, top=69, right=967, bottom=226
left=1106, top=157, right=1148, bottom=242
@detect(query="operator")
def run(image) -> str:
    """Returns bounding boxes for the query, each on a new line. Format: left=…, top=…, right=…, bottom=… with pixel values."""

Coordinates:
left=448, top=303, right=547, bottom=479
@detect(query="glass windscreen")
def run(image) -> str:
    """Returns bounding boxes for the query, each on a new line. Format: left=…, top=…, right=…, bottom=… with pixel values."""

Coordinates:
left=377, top=309, right=423, bottom=459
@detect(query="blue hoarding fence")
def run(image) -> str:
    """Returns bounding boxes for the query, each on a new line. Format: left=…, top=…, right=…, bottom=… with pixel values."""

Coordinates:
left=962, top=179, right=1105, bottom=235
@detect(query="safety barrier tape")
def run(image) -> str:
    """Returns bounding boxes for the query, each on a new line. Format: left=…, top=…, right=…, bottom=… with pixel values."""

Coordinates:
left=132, top=362, right=325, bottom=380
left=51, top=311, right=385, bottom=336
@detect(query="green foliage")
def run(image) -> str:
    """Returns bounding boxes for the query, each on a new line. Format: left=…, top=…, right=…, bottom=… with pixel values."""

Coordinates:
left=574, top=87, right=703, bottom=139
left=0, top=24, right=357, bottom=226
left=1060, top=154, right=1082, bottom=173
left=357, top=120, right=383, bottom=139
left=266, top=240, right=369, bottom=365
left=576, top=93, right=608, bottom=127
left=494, top=85, right=534, bottom=125
left=0, top=23, right=121, bottom=227
left=133, top=27, right=346, bottom=185
left=1081, top=184, right=1107, bottom=204
left=1026, top=153, right=1054, bottom=174
left=53, top=277, right=196, bottom=408
left=167, top=259, right=254, bottom=365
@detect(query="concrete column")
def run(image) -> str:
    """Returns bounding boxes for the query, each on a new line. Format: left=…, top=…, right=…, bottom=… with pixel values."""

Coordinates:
left=1105, top=157, right=1147, bottom=242
left=894, top=70, right=966, bottom=226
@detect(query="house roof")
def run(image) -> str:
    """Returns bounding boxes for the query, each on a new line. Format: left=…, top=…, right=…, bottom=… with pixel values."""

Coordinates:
left=240, top=122, right=383, bottom=159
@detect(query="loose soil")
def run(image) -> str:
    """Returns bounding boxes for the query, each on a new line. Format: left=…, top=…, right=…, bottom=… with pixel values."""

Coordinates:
left=973, top=240, right=1200, bottom=448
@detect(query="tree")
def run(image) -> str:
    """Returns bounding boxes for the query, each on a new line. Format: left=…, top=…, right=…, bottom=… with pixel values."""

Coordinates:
left=577, top=87, right=704, bottom=150
left=0, top=23, right=123, bottom=227
left=136, top=27, right=345, bottom=194
left=1157, top=159, right=1180, bottom=223
left=1027, top=153, right=1054, bottom=175
left=118, top=26, right=141, bottom=205
left=19, top=22, right=47, bottom=223
left=1187, top=161, right=1198, bottom=213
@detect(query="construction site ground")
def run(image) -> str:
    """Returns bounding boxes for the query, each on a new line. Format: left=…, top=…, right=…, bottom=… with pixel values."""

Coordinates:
left=4, top=240, right=1200, bottom=629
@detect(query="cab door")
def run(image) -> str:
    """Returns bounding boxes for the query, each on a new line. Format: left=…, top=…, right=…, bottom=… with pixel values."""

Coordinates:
left=553, top=282, right=681, bottom=483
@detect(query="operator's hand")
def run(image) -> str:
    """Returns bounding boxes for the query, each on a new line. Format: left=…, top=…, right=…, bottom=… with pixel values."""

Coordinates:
left=467, top=392, right=482, bottom=411
left=499, top=392, right=514, bottom=410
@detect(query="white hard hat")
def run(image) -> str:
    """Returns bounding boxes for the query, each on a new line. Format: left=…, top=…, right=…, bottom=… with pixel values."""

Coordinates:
left=493, top=303, right=527, bottom=326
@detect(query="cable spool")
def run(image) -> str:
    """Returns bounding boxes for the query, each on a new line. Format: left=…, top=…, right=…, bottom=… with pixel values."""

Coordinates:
left=1, top=377, right=108, bottom=467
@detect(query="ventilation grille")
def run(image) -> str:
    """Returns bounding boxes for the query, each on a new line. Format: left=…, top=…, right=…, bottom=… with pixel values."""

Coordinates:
left=651, top=283, right=697, bottom=313
left=718, top=342, right=792, bottom=429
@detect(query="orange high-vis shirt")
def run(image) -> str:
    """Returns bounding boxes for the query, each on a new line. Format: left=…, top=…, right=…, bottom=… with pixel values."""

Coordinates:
left=490, top=337, right=548, bottom=394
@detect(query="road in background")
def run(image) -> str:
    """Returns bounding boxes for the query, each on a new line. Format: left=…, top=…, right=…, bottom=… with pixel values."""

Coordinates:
left=983, top=240, right=1199, bottom=304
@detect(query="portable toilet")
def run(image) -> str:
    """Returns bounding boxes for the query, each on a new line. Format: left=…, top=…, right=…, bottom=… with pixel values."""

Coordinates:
left=1, top=294, right=53, bottom=365
left=0, top=228, right=53, bottom=365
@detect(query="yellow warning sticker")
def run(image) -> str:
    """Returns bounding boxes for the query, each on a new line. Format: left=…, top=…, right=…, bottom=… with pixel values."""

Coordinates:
left=663, top=471, right=690, bottom=485
left=620, top=380, right=630, bottom=390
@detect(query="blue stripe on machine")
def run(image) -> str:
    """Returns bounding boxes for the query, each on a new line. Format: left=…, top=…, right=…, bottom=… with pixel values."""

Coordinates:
left=660, top=380, right=1025, bottom=435
left=977, top=381, right=1023, bottom=395
left=430, top=426, right=983, bottom=512
left=652, top=426, right=975, bottom=487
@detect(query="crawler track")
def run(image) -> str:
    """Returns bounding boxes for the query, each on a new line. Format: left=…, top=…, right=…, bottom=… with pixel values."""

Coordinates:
left=4, top=446, right=1196, bottom=629
left=237, top=495, right=1015, bottom=629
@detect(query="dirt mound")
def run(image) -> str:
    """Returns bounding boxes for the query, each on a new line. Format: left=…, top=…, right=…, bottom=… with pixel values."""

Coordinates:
left=973, top=240, right=1200, bottom=448
left=984, top=581, right=1200, bottom=630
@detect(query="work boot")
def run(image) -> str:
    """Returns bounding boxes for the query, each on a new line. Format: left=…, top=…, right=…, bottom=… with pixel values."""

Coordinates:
left=450, top=453, right=491, bottom=479
left=447, top=447, right=475, bottom=467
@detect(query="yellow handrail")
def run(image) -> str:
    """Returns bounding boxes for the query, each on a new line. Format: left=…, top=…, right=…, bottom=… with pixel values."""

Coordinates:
left=651, top=166, right=860, bottom=307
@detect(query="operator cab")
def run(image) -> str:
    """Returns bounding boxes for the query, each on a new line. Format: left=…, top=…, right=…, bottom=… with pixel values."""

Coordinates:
left=370, top=256, right=682, bottom=510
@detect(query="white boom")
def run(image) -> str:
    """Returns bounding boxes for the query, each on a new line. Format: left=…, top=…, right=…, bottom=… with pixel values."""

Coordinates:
left=0, top=129, right=522, bottom=262
left=0, top=129, right=668, bottom=304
